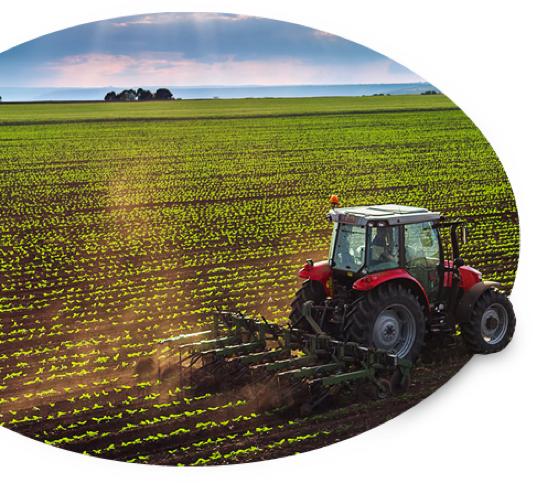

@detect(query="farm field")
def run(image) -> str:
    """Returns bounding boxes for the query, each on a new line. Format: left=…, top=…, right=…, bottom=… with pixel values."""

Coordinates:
left=0, top=95, right=454, bottom=123
left=0, top=95, right=519, bottom=464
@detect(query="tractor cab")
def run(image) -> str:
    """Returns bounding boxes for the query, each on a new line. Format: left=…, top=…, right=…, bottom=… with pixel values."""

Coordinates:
left=326, top=204, right=444, bottom=303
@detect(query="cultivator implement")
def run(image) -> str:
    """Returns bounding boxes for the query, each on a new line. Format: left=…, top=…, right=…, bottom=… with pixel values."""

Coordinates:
left=156, top=311, right=413, bottom=413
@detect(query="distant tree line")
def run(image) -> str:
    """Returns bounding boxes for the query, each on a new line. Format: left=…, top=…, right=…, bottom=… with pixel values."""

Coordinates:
left=420, top=90, right=440, bottom=95
left=104, top=88, right=175, bottom=102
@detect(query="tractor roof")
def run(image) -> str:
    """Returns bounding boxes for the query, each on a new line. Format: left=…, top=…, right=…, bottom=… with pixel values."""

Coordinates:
left=328, top=204, right=441, bottom=226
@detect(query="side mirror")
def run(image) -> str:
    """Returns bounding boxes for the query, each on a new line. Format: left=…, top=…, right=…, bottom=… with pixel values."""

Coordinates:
left=461, top=225, right=468, bottom=245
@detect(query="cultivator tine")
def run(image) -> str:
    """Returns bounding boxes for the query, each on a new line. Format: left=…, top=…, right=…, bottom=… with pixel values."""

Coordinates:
left=231, top=348, right=290, bottom=365
left=250, top=355, right=316, bottom=374
left=177, top=335, right=239, bottom=352
left=277, top=362, right=345, bottom=384
left=309, top=367, right=374, bottom=388
left=200, top=341, right=265, bottom=358
left=159, top=330, right=214, bottom=345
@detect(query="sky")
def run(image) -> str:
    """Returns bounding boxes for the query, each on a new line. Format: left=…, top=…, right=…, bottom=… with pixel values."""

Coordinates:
left=0, top=13, right=423, bottom=88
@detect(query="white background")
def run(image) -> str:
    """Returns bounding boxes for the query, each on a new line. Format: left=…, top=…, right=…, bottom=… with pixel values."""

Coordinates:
left=1, top=1, right=531, bottom=481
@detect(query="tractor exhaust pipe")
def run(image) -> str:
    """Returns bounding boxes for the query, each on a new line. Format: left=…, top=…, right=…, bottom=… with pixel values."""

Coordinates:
left=446, top=222, right=467, bottom=326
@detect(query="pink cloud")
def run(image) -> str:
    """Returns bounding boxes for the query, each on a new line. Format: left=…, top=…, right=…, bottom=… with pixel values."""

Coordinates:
left=312, top=30, right=337, bottom=39
left=39, top=53, right=421, bottom=87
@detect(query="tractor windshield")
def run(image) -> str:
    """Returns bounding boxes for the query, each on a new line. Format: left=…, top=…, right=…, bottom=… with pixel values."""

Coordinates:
left=330, top=223, right=366, bottom=272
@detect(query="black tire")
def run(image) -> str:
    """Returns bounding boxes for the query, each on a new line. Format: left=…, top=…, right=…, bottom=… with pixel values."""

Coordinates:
left=461, top=288, right=516, bottom=354
left=289, top=280, right=327, bottom=331
left=346, top=283, right=426, bottom=362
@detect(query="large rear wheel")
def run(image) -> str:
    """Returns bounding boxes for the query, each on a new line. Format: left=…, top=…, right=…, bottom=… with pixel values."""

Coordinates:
left=289, top=280, right=327, bottom=331
left=347, top=283, right=426, bottom=361
left=461, top=288, right=515, bottom=354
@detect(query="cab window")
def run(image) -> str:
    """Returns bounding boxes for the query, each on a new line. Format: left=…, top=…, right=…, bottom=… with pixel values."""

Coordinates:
left=367, top=225, right=400, bottom=272
left=330, top=223, right=366, bottom=272
left=404, top=222, right=440, bottom=265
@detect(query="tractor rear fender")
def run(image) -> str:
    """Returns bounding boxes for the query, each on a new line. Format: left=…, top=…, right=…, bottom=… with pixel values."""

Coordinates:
left=352, top=268, right=430, bottom=312
left=443, top=261, right=482, bottom=290
left=455, top=280, right=502, bottom=325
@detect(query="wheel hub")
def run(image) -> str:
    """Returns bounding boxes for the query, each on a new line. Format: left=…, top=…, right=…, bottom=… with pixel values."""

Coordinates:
left=481, top=304, right=508, bottom=345
left=374, top=312, right=400, bottom=348
left=372, top=304, right=416, bottom=358
left=485, top=316, right=499, bottom=332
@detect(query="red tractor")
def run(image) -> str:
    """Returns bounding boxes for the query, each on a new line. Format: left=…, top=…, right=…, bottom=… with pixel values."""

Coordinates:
left=289, top=199, right=515, bottom=361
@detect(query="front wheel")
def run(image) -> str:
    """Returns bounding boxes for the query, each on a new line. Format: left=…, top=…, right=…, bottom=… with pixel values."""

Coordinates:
left=346, top=283, right=426, bottom=362
left=461, top=288, right=516, bottom=354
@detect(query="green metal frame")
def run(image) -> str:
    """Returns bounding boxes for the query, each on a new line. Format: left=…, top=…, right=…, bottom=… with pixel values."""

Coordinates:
left=157, top=311, right=413, bottom=408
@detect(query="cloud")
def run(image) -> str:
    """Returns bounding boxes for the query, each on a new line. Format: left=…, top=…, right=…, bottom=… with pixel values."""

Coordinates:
left=312, top=30, right=337, bottom=39
left=38, top=52, right=422, bottom=87
left=40, top=54, right=135, bottom=86
left=0, top=13, right=423, bottom=88
left=111, top=13, right=251, bottom=28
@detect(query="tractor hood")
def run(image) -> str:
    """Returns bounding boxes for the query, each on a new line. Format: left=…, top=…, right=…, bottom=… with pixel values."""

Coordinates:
left=298, top=260, right=332, bottom=284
